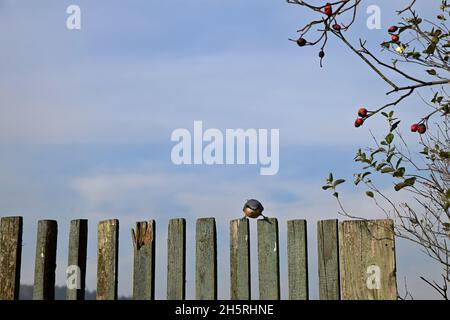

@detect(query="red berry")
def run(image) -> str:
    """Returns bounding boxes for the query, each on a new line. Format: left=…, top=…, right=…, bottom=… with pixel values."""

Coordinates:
left=332, top=24, right=341, bottom=31
left=391, top=34, right=399, bottom=42
left=388, top=26, right=398, bottom=33
left=355, top=117, right=364, bottom=127
left=417, top=124, right=427, bottom=134
left=358, top=107, right=368, bottom=117
left=296, top=38, right=307, bottom=47
left=410, top=123, right=419, bottom=132
left=324, top=3, right=332, bottom=16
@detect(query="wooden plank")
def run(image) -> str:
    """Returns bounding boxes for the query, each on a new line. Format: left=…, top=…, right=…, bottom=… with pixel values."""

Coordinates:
left=96, top=219, right=119, bottom=300
left=339, top=219, right=397, bottom=300
left=32, top=220, right=58, bottom=300
left=257, top=217, right=280, bottom=300
left=230, top=218, right=250, bottom=300
left=317, top=219, right=340, bottom=300
left=132, top=220, right=156, bottom=300
left=0, top=216, right=23, bottom=300
left=167, top=218, right=186, bottom=300
left=196, top=218, right=217, bottom=300
left=66, top=219, right=88, bottom=300
left=287, top=219, right=308, bottom=300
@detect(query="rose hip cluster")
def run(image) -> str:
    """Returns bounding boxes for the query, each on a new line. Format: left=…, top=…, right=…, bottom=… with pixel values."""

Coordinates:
left=354, top=107, right=427, bottom=134
left=354, top=108, right=368, bottom=127
left=388, top=25, right=400, bottom=42
left=296, top=3, right=337, bottom=59
left=410, top=123, right=427, bottom=134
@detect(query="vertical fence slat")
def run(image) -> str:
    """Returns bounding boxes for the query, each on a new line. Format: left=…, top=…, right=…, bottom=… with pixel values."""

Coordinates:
left=196, top=218, right=217, bottom=300
left=167, top=218, right=186, bottom=300
left=287, top=219, right=308, bottom=300
left=66, top=219, right=88, bottom=300
left=33, top=220, right=58, bottom=300
left=339, top=219, right=397, bottom=300
left=257, top=217, right=280, bottom=300
left=230, top=218, right=250, bottom=300
left=317, top=219, right=340, bottom=300
left=0, top=216, right=23, bottom=300
left=97, top=219, right=119, bottom=300
left=132, top=220, right=156, bottom=300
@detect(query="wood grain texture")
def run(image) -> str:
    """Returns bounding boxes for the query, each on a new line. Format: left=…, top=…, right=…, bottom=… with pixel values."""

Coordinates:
left=66, top=219, right=88, bottom=300
left=96, top=219, right=119, bottom=300
left=317, top=219, right=340, bottom=300
left=339, top=219, right=397, bottom=300
left=230, top=218, right=250, bottom=300
left=0, top=216, right=23, bottom=300
left=132, top=220, right=156, bottom=300
left=167, top=218, right=186, bottom=300
left=287, top=219, right=308, bottom=300
left=257, top=218, right=280, bottom=300
left=33, top=220, right=58, bottom=300
left=196, top=218, right=217, bottom=300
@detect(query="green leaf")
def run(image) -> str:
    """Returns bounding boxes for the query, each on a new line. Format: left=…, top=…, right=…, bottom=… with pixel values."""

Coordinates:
left=394, top=177, right=416, bottom=191
left=327, top=172, right=333, bottom=184
left=332, top=192, right=339, bottom=198
left=386, top=153, right=394, bottom=163
left=426, top=69, right=437, bottom=75
left=322, top=185, right=332, bottom=190
left=366, top=191, right=374, bottom=198
left=385, top=133, right=394, bottom=144
left=395, top=157, right=402, bottom=169
left=420, top=146, right=429, bottom=155
left=333, top=179, right=346, bottom=187
left=362, top=172, right=371, bottom=178
left=390, top=120, right=401, bottom=132
left=425, top=43, right=436, bottom=54
left=370, top=148, right=385, bottom=157
left=393, top=167, right=405, bottom=178
left=381, top=167, right=395, bottom=174
left=439, top=151, right=450, bottom=159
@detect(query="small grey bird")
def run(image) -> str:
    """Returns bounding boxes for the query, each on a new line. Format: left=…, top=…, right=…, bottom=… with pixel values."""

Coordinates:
left=243, top=199, right=268, bottom=220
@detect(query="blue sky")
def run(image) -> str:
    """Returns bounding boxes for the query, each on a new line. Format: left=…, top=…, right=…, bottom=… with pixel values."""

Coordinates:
left=0, top=0, right=443, bottom=299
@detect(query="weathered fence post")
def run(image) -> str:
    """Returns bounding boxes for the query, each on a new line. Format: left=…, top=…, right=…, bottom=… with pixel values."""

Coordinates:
left=33, top=220, right=58, bottom=300
left=287, top=219, right=308, bottom=300
left=0, top=216, right=23, bottom=300
left=317, top=219, right=340, bottom=300
left=257, top=218, right=280, bottom=300
left=66, top=219, right=88, bottom=300
left=132, top=220, right=156, bottom=300
left=97, top=219, right=119, bottom=300
left=339, top=219, right=397, bottom=300
left=167, top=218, right=186, bottom=300
left=196, top=218, right=217, bottom=300
left=230, top=218, right=250, bottom=300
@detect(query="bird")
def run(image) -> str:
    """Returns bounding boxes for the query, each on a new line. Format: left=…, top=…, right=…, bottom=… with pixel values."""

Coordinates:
left=243, top=199, right=268, bottom=220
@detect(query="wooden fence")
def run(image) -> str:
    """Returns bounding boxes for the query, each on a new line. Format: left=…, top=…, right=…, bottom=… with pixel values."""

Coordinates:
left=0, top=216, right=397, bottom=300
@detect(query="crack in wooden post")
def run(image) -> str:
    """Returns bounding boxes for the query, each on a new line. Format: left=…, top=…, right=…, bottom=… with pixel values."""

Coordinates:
left=132, top=220, right=156, bottom=300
